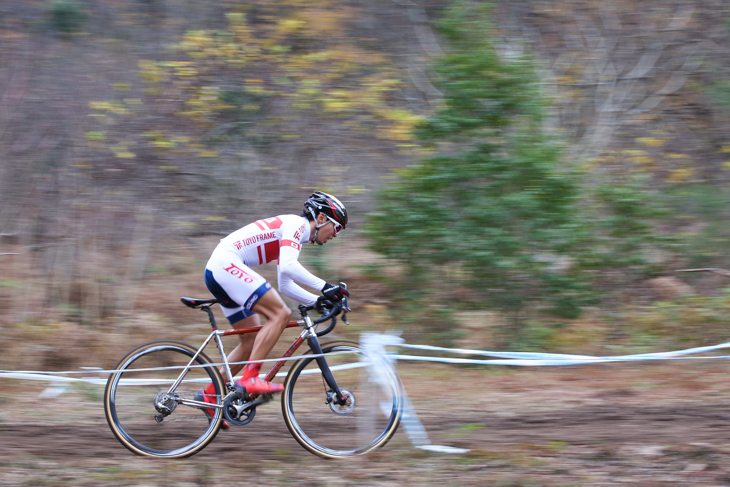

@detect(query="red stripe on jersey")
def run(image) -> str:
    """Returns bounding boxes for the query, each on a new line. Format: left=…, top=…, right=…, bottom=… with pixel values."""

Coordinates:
left=262, top=217, right=283, bottom=229
left=264, top=240, right=280, bottom=263
left=255, top=217, right=283, bottom=230
left=281, top=239, right=301, bottom=251
left=257, top=245, right=264, bottom=265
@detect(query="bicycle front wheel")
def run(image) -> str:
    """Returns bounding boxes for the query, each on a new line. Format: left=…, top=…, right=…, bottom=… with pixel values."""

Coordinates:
left=104, top=341, right=225, bottom=458
left=281, top=340, right=402, bottom=459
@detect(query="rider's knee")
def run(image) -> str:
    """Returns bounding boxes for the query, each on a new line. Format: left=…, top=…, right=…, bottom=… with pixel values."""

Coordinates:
left=271, top=304, right=292, bottom=329
left=277, top=304, right=292, bottom=322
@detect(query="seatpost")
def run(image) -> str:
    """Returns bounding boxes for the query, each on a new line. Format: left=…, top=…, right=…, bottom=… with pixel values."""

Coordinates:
left=201, top=305, right=218, bottom=331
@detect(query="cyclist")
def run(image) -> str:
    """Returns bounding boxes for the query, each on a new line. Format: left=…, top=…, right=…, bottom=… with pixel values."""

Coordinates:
left=196, top=191, right=349, bottom=424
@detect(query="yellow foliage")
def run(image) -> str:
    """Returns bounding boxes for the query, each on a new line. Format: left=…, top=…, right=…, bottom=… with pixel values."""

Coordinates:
left=621, top=149, right=648, bottom=157
left=111, top=147, right=136, bottom=159
left=635, top=137, right=665, bottom=147
left=84, top=131, right=106, bottom=141
left=107, top=103, right=128, bottom=115
left=278, top=19, right=305, bottom=32
left=622, top=149, right=654, bottom=167
left=96, top=2, right=421, bottom=148
left=89, top=101, right=112, bottom=111
left=138, top=61, right=167, bottom=81
left=379, top=109, right=423, bottom=141
left=152, top=140, right=176, bottom=149
left=632, top=156, right=654, bottom=166
left=667, top=168, right=694, bottom=183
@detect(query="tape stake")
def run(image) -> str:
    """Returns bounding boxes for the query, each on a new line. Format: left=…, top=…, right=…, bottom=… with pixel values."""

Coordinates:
left=400, top=395, right=430, bottom=446
left=39, top=384, right=71, bottom=398
left=361, top=333, right=470, bottom=454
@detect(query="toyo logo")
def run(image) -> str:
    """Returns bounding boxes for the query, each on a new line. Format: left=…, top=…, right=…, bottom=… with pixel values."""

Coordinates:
left=224, top=263, right=254, bottom=283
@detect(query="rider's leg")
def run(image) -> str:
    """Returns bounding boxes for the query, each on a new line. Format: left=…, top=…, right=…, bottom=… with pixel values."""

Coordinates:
left=238, top=289, right=292, bottom=392
left=224, top=314, right=260, bottom=378
left=248, top=289, right=291, bottom=363
left=200, top=315, right=259, bottom=428
left=201, top=313, right=258, bottom=397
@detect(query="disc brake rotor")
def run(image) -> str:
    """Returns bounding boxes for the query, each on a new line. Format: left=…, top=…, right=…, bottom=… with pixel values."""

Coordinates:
left=328, top=388, right=355, bottom=415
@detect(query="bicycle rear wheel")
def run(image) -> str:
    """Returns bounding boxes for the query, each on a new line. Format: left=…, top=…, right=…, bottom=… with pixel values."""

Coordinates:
left=104, top=341, right=225, bottom=458
left=281, top=340, right=402, bottom=459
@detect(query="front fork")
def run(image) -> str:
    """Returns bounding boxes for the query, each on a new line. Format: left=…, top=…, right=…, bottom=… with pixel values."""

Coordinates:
left=307, top=335, right=348, bottom=405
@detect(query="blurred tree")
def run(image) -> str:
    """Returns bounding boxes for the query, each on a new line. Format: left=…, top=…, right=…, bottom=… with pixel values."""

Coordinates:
left=367, top=1, right=667, bottom=329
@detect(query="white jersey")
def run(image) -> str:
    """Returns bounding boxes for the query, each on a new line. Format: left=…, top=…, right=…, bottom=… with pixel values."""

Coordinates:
left=215, top=214, right=325, bottom=305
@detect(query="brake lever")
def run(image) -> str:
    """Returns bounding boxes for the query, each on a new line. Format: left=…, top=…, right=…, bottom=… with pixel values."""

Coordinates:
left=339, top=281, right=351, bottom=325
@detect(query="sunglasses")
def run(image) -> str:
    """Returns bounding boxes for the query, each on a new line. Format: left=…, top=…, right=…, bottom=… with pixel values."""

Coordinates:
left=325, top=215, right=344, bottom=235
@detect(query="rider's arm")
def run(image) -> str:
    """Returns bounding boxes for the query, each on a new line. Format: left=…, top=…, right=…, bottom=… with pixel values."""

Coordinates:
left=277, top=219, right=326, bottom=305
left=277, top=265, right=321, bottom=305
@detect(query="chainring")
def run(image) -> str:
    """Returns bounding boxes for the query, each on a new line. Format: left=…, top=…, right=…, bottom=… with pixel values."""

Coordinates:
left=222, top=394, right=256, bottom=426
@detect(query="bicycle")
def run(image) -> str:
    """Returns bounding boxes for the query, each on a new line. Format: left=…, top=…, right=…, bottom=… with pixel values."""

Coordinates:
left=103, top=285, right=403, bottom=459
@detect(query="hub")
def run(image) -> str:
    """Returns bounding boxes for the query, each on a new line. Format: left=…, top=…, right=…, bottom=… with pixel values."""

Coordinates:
left=327, top=388, right=355, bottom=415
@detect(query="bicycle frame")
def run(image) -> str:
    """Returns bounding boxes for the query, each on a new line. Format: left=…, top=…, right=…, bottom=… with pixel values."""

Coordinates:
left=169, top=303, right=344, bottom=411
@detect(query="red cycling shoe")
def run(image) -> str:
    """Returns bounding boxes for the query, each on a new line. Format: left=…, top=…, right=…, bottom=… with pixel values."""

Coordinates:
left=195, top=387, right=229, bottom=430
left=236, top=363, right=283, bottom=395
left=235, top=375, right=284, bottom=395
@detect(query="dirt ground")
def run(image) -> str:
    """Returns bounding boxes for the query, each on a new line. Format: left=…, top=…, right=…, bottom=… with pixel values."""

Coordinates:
left=3, top=359, right=730, bottom=486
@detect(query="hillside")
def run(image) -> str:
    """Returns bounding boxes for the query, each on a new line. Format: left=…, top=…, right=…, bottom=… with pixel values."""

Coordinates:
left=2, top=0, right=730, bottom=335
left=5, top=3, right=730, bottom=484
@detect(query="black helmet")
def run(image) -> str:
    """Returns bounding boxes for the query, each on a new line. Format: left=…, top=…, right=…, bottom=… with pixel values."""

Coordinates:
left=304, top=191, right=348, bottom=228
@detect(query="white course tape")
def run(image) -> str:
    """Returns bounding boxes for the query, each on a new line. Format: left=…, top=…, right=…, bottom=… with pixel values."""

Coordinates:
left=2, top=339, right=728, bottom=382
left=3, top=334, right=730, bottom=455
left=2, top=339, right=728, bottom=383
left=395, top=341, right=730, bottom=367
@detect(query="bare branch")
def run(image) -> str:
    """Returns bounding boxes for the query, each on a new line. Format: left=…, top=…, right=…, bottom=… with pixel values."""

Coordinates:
left=627, top=48, right=704, bottom=116
left=408, top=64, right=443, bottom=103
left=665, top=6, right=695, bottom=31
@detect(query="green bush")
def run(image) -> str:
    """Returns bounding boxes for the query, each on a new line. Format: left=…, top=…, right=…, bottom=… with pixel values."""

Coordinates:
left=658, top=184, right=730, bottom=269
left=48, top=0, right=87, bottom=34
